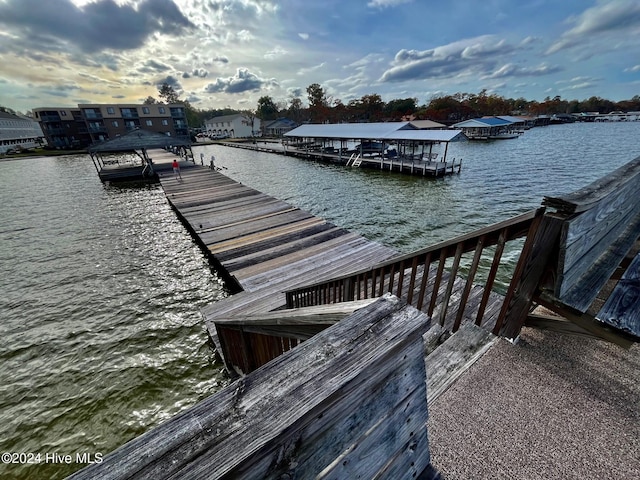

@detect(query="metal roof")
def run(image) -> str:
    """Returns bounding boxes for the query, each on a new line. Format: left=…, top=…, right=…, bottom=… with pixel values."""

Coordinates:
left=384, top=130, right=467, bottom=142
left=452, top=117, right=513, bottom=128
left=284, top=122, right=464, bottom=142
left=284, top=122, right=415, bottom=139
left=88, top=128, right=190, bottom=152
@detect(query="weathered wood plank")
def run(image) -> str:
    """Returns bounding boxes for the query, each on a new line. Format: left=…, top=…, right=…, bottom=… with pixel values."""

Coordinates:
left=206, top=217, right=327, bottom=255
left=69, top=295, right=433, bottom=480
left=558, top=205, right=640, bottom=299
left=596, top=250, right=640, bottom=338
left=543, top=155, right=640, bottom=213
left=558, top=211, right=640, bottom=312
left=425, top=322, right=497, bottom=405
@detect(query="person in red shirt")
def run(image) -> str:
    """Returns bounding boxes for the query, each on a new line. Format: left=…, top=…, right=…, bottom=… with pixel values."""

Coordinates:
left=172, top=159, right=182, bottom=180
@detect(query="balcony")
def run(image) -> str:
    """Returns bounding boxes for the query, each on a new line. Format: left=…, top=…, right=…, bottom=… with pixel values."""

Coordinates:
left=83, top=110, right=103, bottom=120
left=39, top=114, right=61, bottom=122
left=88, top=125, right=107, bottom=133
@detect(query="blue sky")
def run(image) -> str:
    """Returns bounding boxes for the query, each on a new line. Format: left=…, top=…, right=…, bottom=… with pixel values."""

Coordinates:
left=0, top=0, right=639, bottom=113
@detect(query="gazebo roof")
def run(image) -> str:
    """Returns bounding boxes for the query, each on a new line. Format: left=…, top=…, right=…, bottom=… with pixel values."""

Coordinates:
left=88, top=129, right=190, bottom=153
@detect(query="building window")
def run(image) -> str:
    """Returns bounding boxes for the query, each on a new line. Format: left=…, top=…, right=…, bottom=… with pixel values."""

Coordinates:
left=161, top=119, right=168, bottom=126
left=146, top=120, right=153, bottom=126
left=107, top=107, right=115, bottom=114
left=159, top=107, right=166, bottom=114
left=112, top=120, right=119, bottom=127
left=142, top=107, right=150, bottom=114
left=61, top=111, right=67, bottom=116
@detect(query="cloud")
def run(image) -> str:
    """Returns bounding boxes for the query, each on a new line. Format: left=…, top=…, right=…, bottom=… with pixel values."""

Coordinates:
left=0, top=0, right=194, bottom=54
left=157, top=75, right=183, bottom=91
left=482, top=63, right=562, bottom=79
left=264, top=46, right=288, bottom=59
left=625, top=65, right=640, bottom=73
left=547, top=0, right=640, bottom=54
left=203, top=68, right=278, bottom=94
left=183, top=68, right=209, bottom=79
left=380, top=35, right=517, bottom=83
left=297, top=63, right=326, bottom=76
left=367, top=0, right=413, bottom=8
left=298, top=33, right=309, bottom=40
left=139, top=60, right=173, bottom=74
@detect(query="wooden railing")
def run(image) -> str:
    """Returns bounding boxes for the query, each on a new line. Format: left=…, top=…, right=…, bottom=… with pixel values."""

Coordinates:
left=285, top=208, right=543, bottom=335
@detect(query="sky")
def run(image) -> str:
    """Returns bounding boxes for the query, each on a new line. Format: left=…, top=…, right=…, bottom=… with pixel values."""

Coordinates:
left=0, top=0, right=639, bottom=114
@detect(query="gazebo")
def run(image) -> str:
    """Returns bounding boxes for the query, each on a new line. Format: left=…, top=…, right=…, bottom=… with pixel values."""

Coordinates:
left=88, top=129, right=193, bottom=182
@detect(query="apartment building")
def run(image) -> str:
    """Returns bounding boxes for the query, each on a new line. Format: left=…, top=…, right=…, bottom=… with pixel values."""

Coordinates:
left=34, top=103, right=189, bottom=148
left=32, top=108, right=91, bottom=149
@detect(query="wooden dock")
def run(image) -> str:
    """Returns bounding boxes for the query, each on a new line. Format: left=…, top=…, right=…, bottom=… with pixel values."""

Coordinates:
left=68, top=152, right=640, bottom=480
left=156, top=163, right=397, bottom=360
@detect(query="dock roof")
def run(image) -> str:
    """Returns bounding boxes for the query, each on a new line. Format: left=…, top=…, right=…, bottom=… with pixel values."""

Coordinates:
left=452, top=117, right=513, bottom=128
left=88, top=128, right=190, bottom=153
left=285, top=122, right=465, bottom=143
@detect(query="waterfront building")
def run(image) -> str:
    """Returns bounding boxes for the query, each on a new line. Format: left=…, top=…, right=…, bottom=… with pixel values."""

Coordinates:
left=204, top=113, right=261, bottom=138
left=0, top=111, right=45, bottom=154
left=78, top=103, right=189, bottom=143
left=262, top=118, right=297, bottom=137
left=32, top=107, right=91, bottom=149
left=34, top=103, right=190, bottom=148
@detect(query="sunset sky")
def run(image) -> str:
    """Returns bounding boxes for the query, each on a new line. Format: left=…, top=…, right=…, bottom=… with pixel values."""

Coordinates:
left=1, top=0, right=639, bottom=113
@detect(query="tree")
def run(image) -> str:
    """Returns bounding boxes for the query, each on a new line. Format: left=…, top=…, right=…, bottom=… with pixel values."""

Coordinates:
left=143, top=96, right=158, bottom=104
left=306, top=83, right=330, bottom=123
left=306, top=83, right=327, bottom=109
left=158, top=83, right=180, bottom=104
left=256, top=96, right=279, bottom=121
left=287, top=95, right=304, bottom=123
left=384, top=98, right=417, bottom=120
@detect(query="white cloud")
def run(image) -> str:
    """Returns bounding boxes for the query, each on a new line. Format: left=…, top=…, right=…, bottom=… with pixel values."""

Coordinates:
left=547, top=0, right=640, bottom=54
left=367, top=0, right=413, bottom=8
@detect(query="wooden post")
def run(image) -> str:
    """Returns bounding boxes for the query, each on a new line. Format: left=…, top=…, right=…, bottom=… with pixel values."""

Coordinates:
left=495, top=209, right=561, bottom=339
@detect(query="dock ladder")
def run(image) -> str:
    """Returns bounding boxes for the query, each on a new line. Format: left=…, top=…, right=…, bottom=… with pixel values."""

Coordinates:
left=347, top=153, right=363, bottom=167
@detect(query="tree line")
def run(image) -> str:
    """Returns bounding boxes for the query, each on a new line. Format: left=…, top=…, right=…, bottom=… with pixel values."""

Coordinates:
left=8, top=82, right=636, bottom=128
left=155, top=81, right=639, bottom=128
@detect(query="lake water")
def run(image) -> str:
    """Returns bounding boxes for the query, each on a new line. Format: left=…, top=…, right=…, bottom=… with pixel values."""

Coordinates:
left=1, top=121, right=638, bottom=478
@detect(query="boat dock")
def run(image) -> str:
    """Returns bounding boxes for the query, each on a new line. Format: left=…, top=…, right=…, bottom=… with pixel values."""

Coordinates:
left=70, top=152, right=640, bottom=479
left=88, top=129, right=194, bottom=182
left=212, top=121, right=466, bottom=177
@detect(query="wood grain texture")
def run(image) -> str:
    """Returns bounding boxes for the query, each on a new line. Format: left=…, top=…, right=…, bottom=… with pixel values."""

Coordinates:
left=69, top=295, right=434, bottom=480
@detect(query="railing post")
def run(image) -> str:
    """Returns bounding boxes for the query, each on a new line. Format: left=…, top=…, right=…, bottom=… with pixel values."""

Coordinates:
left=495, top=209, right=561, bottom=338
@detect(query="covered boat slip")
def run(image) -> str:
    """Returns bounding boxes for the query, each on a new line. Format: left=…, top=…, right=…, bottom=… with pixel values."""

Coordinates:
left=283, top=121, right=466, bottom=176
left=88, top=129, right=194, bottom=182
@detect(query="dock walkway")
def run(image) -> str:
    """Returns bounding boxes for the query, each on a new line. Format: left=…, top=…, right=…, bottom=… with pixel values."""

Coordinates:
left=157, top=163, right=398, bottom=346
left=157, top=159, right=511, bottom=375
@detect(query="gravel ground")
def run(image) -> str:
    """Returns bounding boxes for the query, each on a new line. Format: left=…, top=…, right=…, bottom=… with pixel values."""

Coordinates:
left=427, top=327, right=640, bottom=479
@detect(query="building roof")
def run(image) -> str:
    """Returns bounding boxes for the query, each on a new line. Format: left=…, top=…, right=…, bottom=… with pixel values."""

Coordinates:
left=452, top=117, right=513, bottom=128
left=409, top=119, right=447, bottom=129
left=206, top=113, right=249, bottom=123
left=88, top=128, right=190, bottom=152
left=285, top=122, right=465, bottom=143
left=493, top=115, right=525, bottom=124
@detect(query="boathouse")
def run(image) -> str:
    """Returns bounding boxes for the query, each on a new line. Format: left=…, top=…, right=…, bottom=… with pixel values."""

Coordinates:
left=283, top=121, right=466, bottom=175
left=88, top=128, right=193, bottom=182
left=451, top=117, right=518, bottom=140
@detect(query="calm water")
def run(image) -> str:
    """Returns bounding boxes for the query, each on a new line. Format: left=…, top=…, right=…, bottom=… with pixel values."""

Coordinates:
left=1, top=122, right=638, bottom=478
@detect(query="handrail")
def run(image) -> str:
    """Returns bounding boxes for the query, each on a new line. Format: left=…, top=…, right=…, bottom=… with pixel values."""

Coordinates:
left=285, top=208, right=542, bottom=334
